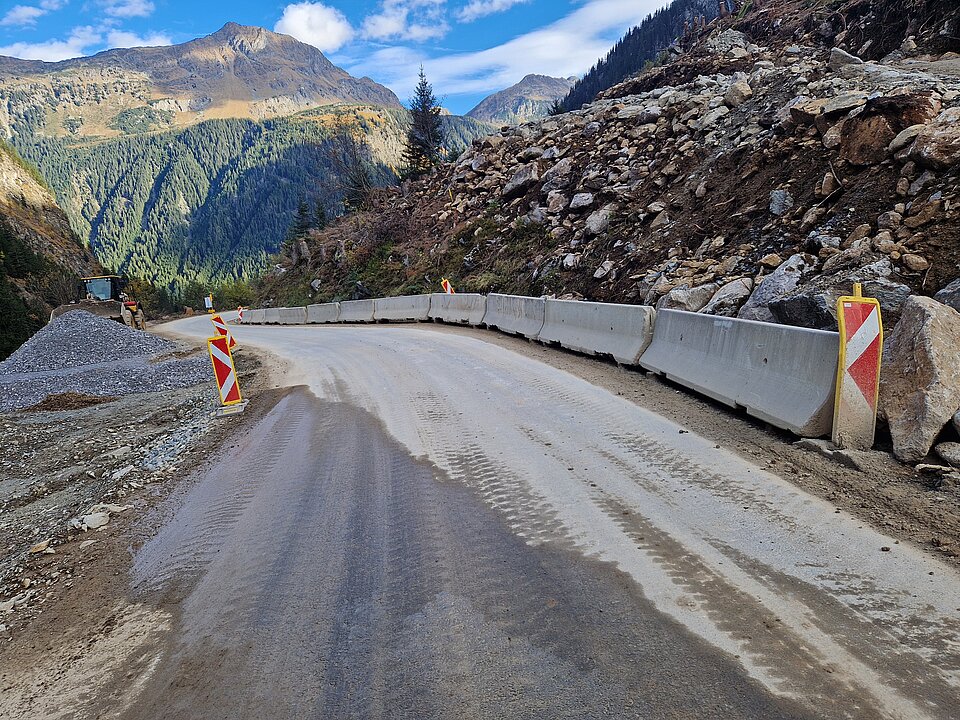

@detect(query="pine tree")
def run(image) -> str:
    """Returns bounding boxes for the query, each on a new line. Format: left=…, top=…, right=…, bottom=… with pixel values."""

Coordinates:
left=315, top=200, right=328, bottom=230
left=287, top=200, right=312, bottom=245
left=403, top=67, right=444, bottom=178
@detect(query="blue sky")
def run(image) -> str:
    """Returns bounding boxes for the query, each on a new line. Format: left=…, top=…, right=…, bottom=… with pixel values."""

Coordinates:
left=0, top=0, right=670, bottom=113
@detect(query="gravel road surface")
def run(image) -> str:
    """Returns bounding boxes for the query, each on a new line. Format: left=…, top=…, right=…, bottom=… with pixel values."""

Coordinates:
left=142, top=315, right=960, bottom=719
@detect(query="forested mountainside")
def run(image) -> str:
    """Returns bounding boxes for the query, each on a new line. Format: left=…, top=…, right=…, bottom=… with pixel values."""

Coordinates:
left=0, top=141, right=100, bottom=359
left=467, top=75, right=575, bottom=125
left=12, top=107, right=491, bottom=290
left=0, top=23, right=400, bottom=141
left=559, top=0, right=719, bottom=112
left=0, top=22, right=491, bottom=291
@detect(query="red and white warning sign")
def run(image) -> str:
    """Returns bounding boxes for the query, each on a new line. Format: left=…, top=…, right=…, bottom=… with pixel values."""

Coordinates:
left=207, top=334, right=244, bottom=409
left=441, top=278, right=455, bottom=294
left=210, top=313, right=237, bottom=350
left=832, top=284, right=882, bottom=450
left=237, top=306, right=245, bottom=323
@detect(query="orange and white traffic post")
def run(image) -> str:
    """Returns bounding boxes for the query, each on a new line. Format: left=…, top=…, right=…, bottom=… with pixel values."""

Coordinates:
left=207, top=334, right=247, bottom=416
left=210, top=313, right=238, bottom=351
left=832, top=283, right=882, bottom=450
left=237, top=306, right=245, bottom=323
left=441, top=278, right=455, bottom=294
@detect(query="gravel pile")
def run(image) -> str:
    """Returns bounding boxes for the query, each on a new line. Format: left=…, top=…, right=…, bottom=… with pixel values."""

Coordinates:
left=0, top=311, right=211, bottom=412
left=0, top=310, right=175, bottom=374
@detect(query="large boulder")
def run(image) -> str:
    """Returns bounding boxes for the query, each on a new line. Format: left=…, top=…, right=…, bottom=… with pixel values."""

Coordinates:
left=934, top=277, right=960, bottom=312
left=738, top=254, right=816, bottom=323
left=656, top=283, right=720, bottom=312
left=879, top=296, right=960, bottom=463
left=700, top=278, right=753, bottom=317
left=910, top=108, right=960, bottom=170
left=502, top=163, right=540, bottom=199
left=769, top=260, right=912, bottom=331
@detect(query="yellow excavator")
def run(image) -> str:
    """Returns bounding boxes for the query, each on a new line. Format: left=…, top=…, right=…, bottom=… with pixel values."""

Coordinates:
left=50, top=275, right=146, bottom=330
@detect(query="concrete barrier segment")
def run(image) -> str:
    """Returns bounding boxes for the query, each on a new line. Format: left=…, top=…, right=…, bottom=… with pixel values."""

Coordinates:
left=429, top=294, right=487, bottom=325
left=539, top=299, right=655, bottom=365
left=638, top=309, right=839, bottom=437
left=306, top=303, right=341, bottom=324
left=338, top=299, right=376, bottom=323
left=482, top=294, right=546, bottom=339
left=278, top=307, right=307, bottom=325
left=374, top=295, right=432, bottom=322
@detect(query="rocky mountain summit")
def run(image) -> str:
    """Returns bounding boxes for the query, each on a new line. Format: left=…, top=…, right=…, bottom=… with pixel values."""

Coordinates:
left=467, top=75, right=575, bottom=125
left=0, top=23, right=400, bottom=140
left=275, top=2, right=960, bottom=464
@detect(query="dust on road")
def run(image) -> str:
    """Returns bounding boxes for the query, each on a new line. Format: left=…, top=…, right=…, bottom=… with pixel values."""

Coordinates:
left=121, top=388, right=815, bottom=720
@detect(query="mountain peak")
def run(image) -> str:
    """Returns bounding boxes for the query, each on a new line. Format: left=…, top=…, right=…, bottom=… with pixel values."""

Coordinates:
left=467, top=75, right=575, bottom=125
left=208, top=22, right=274, bottom=52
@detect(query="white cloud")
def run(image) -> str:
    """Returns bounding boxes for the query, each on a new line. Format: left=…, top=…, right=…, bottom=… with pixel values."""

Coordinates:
left=0, top=25, right=100, bottom=61
left=0, top=0, right=66, bottom=27
left=0, top=6, right=46, bottom=26
left=102, top=0, right=154, bottom=18
left=351, top=0, right=669, bottom=102
left=106, top=29, right=172, bottom=48
left=456, top=0, right=529, bottom=23
left=362, top=0, right=449, bottom=42
left=274, top=2, right=354, bottom=53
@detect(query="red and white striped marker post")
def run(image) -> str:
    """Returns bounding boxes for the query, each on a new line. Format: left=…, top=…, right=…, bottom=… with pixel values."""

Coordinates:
left=210, top=313, right=238, bottom=351
left=441, top=278, right=455, bottom=294
left=832, top=284, right=882, bottom=450
left=237, top=306, right=245, bottom=323
left=207, top=334, right=247, bottom=416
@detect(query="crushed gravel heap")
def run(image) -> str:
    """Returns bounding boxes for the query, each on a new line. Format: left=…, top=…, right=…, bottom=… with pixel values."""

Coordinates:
left=0, top=310, right=211, bottom=412
left=0, top=310, right=175, bottom=374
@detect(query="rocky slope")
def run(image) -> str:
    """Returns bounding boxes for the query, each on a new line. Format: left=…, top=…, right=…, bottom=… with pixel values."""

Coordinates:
left=467, top=75, right=575, bottom=125
left=0, top=23, right=400, bottom=140
left=264, top=1, right=960, bottom=462
left=0, top=141, right=100, bottom=359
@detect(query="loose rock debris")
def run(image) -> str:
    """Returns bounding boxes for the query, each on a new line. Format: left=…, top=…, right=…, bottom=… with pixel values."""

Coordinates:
left=0, top=311, right=209, bottom=412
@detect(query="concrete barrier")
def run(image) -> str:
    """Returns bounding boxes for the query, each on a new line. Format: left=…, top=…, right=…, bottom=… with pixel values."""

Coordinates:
left=279, top=307, right=307, bottom=325
left=306, top=303, right=340, bottom=324
left=246, top=309, right=266, bottom=324
left=338, top=299, right=375, bottom=323
left=429, top=294, right=487, bottom=325
left=539, top=299, right=655, bottom=365
left=639, top=309, right=839, bottom=437
left=374, top=295, right=431, bottom=322
left=482, top=294, right=545, bottom=339
left=263, top=308, right=281, bottom=325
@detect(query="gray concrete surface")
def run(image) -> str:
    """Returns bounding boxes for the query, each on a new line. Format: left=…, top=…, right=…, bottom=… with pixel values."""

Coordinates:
left=539, top=299, right=655, bottom=365
left=306, top=302, right=340, bottom=324
left=339, top=299, right=376, bottom=323
left=639, top=310, right=838, bottom=436
left=374, top=295, right=431, bottom=322
left=157, top=317, right=960, bottom=720
left=429, top=293, right=487, bottom=324
left=278, top=307, right=307, bottom=325
left=482, top=293, right=546, bottom=338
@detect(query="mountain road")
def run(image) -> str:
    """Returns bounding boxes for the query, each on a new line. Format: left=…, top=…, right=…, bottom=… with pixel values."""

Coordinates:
left=120, top=314, right=960, bottom=719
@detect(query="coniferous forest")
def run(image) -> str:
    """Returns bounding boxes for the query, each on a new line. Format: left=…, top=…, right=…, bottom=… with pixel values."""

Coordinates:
left=559, top=0, right=720, bottom=111
left=12, top=107, right=490, bottom=293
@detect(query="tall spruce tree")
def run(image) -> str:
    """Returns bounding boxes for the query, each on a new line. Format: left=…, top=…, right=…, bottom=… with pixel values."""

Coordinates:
left=403, top=67, right=444, bottom=178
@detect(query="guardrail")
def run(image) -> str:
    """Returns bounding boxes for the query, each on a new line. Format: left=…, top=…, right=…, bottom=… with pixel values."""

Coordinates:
left=238, top=294, right=842, bottom=439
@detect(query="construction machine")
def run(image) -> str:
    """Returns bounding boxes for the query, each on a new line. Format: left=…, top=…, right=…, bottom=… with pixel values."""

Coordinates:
left=50, top=275, right=146, bottom=330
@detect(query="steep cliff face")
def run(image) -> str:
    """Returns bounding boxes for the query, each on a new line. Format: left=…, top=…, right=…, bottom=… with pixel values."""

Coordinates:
left=0, top=141, right=100, bottom=359
left=467, top=75, right=575, bottom=125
